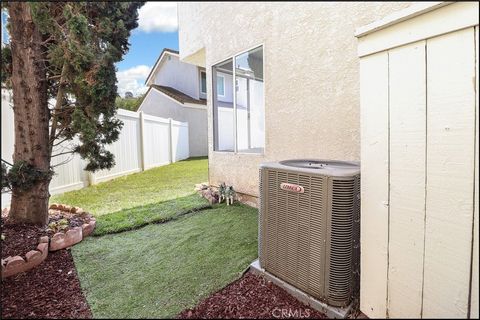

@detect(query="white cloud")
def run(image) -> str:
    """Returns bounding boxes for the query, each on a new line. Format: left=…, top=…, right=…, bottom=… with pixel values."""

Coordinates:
left=137, top=2, right=178, bottom=33
left=116, top=65, right=151, bottom=97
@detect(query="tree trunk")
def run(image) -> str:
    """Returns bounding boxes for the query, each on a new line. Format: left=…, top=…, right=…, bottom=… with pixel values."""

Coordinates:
left=8, top=3, right=51, bottom=226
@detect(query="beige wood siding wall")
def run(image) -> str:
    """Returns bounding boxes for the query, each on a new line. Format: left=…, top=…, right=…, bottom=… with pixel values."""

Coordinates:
left=359, top=3, right=479, bottom=318
left=471, top=24, right=479, bottom=320
left=359, top=51, right=390, bottom=317
left=387, top=40, right=426, bottom=317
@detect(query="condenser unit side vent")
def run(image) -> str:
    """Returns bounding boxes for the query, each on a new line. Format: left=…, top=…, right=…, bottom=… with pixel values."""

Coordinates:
left=326, top=179, right=355, bottom=305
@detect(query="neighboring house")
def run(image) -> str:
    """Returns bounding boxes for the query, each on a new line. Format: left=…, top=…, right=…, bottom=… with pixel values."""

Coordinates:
left=138, top=48, right=208, bottom=157
left=177, top=2, right=479, bottom=320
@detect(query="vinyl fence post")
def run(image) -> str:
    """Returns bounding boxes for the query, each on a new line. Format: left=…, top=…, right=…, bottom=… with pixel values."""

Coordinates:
left=168, top=118, right=173, bottom=163
left=139, top=111, right=146, bottom=171
left=88, top=171, right=95, bottom=186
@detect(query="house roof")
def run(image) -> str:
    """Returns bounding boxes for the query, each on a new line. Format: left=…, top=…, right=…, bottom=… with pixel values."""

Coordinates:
left=144, top=48, right=180, bottom=85
left=151, top=84, right=206, bottom=105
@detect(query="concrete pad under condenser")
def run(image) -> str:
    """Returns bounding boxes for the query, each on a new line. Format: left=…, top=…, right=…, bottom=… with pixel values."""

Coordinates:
left=249, top=259, right=354, bottom=319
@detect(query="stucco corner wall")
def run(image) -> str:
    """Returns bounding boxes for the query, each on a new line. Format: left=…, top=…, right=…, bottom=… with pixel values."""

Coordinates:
left=178, top=2, right=412, bottom=197
left=178, top=2, right=207, bottom=65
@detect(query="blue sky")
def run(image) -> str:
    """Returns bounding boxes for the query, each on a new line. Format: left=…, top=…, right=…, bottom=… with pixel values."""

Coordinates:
left=1, top=11, right=8, bottom=43
left=117, top=30, right=178, bottom=71
left=1, top=2, right=179, bottom=97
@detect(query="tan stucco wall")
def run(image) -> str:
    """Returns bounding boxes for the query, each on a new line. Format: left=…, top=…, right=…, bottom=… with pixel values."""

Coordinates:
left=178, top=2, right=413, bottom=198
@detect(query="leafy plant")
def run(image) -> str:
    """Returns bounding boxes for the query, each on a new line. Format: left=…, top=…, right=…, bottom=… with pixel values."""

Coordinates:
left=115, top=94, right=145, bottom=112
left=48, top=218, right=69, bottom=233
left=1, top=162, right=9, bottom=192
left=3, top=161, right=53, bottom=193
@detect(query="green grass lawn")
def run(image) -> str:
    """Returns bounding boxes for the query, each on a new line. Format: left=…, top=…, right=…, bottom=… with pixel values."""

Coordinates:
left=51, top=157, right=208, bottom=217
left=53, top=156, right=259, bottom=317
left=93, top=194, right=210, bottom=236
left=72, top=204, right=258, bottom=318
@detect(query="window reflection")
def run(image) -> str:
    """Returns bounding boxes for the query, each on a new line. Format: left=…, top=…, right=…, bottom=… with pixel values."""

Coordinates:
left=235, top=46, right=264, bottom=153
left=212, top=58, right=234, bottom=151
left=212, top=46, right=264, bottom=153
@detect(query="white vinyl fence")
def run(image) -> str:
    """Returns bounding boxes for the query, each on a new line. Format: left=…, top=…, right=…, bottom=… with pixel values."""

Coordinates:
left=1, top=90, right=189, bottom=207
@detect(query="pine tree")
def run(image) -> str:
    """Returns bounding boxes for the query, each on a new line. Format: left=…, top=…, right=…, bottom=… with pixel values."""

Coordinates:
left=1, top=2, right=144, bottom=225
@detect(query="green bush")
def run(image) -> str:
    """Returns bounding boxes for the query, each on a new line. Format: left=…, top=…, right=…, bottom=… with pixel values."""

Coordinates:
left=115, top=94, right=145, bottom=112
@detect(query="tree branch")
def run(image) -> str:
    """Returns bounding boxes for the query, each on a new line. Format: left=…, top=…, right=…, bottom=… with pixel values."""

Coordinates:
left=52, top=126, right=68, bottom=141
left=51, top=150, right=74, bottom=158
left=52, top=136, right=70, bottom=147
left=46, top=74, right=62, bottom=80
left=1, top=159, right=14, bottom=167
left=51, top=155, right=75, bottom=167
left=40, top=35, right=54, bottom=46
left=48, top=61, right=68, bottom=153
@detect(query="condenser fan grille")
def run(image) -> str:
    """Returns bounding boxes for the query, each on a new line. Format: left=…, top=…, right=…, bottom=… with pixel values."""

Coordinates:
left=261, top=170, right=327, bottom=297
left=259, top=159, right=360, bottom=307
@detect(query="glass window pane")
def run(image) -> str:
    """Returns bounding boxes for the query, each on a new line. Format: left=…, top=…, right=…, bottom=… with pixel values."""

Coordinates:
left=200, top=72, right=206, bottom=93
left=217, top=76, right=225, bottom=96
left=212, top=58, right=234, bottom=151
left=235, top=46, right=264, bottom=153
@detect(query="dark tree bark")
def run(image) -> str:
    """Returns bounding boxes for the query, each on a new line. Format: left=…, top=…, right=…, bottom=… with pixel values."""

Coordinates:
left=8, top=2, right=51, bottom=226
left=3, top=2, right=143, bottom=226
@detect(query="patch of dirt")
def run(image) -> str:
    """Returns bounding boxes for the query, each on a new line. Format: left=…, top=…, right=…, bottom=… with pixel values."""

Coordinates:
left=177, top=272, right=327, bottom=319
left=1, top=219, right=47, bottom=259
left=1, top=249, right=92, bottom=319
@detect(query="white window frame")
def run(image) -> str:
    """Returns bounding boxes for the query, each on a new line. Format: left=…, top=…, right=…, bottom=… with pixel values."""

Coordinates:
left=216, top=74, right=225, bottom=98
left=211, top=43, right=265, bottom=155
left=200, top=70, right=207, bottom=94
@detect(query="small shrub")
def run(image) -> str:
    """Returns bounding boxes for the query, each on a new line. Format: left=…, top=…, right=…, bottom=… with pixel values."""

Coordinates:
left=48, top=218, right=69, bottom=233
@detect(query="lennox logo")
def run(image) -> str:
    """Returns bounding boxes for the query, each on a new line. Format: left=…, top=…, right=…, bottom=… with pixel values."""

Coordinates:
left=280, top=183, right=304, bottom=193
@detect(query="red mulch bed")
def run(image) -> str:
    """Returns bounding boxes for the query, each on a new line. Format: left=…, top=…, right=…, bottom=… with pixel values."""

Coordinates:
left=1, top=210, right=92, bottom=319
left=177, top=272, right=327, bottom=319
left=1, top=221, right=47, bottom=259
left=1, top=249, right=92, bottom=319
left=1, top=209, right=92, bottom=254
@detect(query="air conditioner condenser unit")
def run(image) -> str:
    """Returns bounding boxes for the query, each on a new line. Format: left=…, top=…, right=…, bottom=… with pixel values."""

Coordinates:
left=258, top=159, right=360, bottom=307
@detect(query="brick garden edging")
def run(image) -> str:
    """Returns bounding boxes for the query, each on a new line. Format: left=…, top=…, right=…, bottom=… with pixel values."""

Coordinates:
left=82, top=218, right=96, bottom=237
left=1, top=236, right=49, bottom=279
left=48, top=204, right=96, bottom=251
left=1, top=204, right=96, bottom=278
left=49, top=226, right=84, bottom=251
